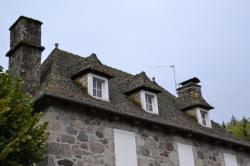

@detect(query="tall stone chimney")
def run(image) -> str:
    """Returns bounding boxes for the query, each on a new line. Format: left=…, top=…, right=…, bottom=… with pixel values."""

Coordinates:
left=6, top=16, right=44, bottom=95
left=177, top=77, right=214, bottom=111
left=177, top=77, right=214, bottom=127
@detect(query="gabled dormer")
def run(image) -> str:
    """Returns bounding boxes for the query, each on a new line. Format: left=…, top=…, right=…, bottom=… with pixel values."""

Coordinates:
left=122, top=72, right=162, bottom=114
left=72, top=53, right=113, bottom=102
left=177, top=77, right=214, bottom=128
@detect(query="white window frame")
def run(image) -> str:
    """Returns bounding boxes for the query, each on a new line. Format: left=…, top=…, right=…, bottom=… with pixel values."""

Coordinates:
left=140, top=90, right=159, bottom=114
left=196, top=108, right=211, bottom=128
left=224, top=153, right=238, bottom=166
left=114, top=129, right=137, bottom=166
left=177, top=143, right=195, bottom=166
left=87, top=73, right=109, bottom=101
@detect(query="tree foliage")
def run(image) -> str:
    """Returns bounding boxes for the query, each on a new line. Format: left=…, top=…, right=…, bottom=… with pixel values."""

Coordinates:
left=225, top=115, right=250, bottom=142
left=0, top=66, right=48, bottom=166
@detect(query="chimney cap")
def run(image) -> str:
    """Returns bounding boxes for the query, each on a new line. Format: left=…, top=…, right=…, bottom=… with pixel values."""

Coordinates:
left=179, top=77, right=200, bottom=86
left=9, top=16, right=43, bottom=30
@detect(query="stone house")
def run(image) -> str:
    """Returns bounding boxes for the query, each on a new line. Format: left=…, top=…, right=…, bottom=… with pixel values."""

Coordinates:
left=5, top=16, right=250, bottom=166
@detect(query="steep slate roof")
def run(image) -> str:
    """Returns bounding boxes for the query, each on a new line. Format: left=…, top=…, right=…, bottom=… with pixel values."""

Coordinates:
left=71, top=53, right=113, bottom=79
left=38, top=48, right=250, bottom=149
left=121, top=72, right=162, bottom=95
left=178, top=92, right=214, bottom=111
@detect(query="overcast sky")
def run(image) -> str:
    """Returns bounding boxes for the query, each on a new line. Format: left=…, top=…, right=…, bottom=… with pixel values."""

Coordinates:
left=1, top=0, right=250, bottom=123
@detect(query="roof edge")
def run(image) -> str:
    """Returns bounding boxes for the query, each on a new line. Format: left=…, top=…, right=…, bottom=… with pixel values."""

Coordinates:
left=125, top=85, right=162, bottom=95
left=181, top=104, right=214, bottom=111
left=35, top=92, right=250, bottom=150
left=71, top=68, right=114, bottom=80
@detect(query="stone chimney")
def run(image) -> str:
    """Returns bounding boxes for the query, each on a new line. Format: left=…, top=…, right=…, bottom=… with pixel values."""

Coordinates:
left=177, top=77, right=214, bottom=111
left=6, top=16, right=45, bottom=95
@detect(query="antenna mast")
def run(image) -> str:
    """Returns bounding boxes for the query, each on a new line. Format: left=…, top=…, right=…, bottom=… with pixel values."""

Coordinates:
left=170, top=65, right=177, bottom=90
left=147, top=65, right=177, bottom=92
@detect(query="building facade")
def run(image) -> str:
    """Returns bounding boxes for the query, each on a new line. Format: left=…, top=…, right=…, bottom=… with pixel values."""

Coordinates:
left=5, top=16, right=250, bottom=166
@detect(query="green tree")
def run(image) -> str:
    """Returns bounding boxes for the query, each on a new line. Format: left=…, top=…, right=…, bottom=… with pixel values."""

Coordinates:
left=226, top=116, right=250, bottom=142
left=230, top=115, right=237, bottom=125
left=0, top=66, right=48, bottom=166
left=242, top=116, right=249, bottom=139
left=222, top=121, right=226, bottom=128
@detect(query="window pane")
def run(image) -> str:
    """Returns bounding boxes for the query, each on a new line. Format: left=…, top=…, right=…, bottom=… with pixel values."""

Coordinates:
left=201, top=111, right=207, bottom=126
left=145, top=94, right=154, bottom=111
left=93, top=77, right=103, bottom=98
left=97, top=81, right=102, bottom=89
left=201, top=111, right=206, bottom=119
left=93, top=79, right=97, bottom=88
left=146, top=103, right=153, bottom=112
left=202, top=119, right=207, bottom=126
left=145, top=94, right=152, bottom=104
left=93, top=88, right=97, bottom=96
left=97, top=89, right=102, bottom=98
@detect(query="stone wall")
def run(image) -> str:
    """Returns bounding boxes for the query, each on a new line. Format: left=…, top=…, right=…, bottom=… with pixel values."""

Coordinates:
left=39, top=103, right=250, bottom=166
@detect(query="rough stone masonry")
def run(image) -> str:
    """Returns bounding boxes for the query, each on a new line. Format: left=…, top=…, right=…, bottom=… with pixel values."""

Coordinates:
left=38, top=102, right=250, bottom=166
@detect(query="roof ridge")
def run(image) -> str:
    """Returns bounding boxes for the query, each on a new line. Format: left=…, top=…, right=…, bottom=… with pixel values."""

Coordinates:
left=85, top=53, right=102, bottom=64
left=55, top=48, right=85, bottom=59
left=102, top=64, right=132, bottom=77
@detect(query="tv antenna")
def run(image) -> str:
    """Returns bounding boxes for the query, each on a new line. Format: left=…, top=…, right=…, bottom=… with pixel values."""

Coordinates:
left=147, top=65, right=177, bottom=91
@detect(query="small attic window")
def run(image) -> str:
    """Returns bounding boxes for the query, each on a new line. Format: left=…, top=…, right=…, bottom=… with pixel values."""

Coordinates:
left=87, top=73, right=109, bottom=101
left=140, top=90, right=159, bottom=114
left=197, top=109, right=211, bottom=128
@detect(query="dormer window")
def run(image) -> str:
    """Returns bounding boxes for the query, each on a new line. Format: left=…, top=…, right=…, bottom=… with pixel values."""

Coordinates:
left=197, top=109, right=211, bottom=128
left=140, top=90, right=159, bottom=114
left=87, top=73, right=109, bottom=101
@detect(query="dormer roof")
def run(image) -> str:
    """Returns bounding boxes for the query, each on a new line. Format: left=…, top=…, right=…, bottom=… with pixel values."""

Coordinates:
left=178, top=94, right=214, bottom=111
left=122, top=72, right=162, bottom=95
left=71, top=53, right=113, bottom=79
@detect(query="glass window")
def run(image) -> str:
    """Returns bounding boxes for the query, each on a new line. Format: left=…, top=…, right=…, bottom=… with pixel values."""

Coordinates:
left=145, top=94, right=154, bottom=112
left=200, top=110, right=207, bottom=126
left=93, top=77, right=103, bottom=98
left=140, top=90, right=159, bottom=114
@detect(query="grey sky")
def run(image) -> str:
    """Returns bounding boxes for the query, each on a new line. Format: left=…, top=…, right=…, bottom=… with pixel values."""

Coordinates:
left=1, top=0, right=250, bottom=123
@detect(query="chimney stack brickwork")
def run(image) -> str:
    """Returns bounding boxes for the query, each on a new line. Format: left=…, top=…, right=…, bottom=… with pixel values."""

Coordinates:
left=177, top=77, right=214, bottom=111
left=6, top=16, right=45, bottom=95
